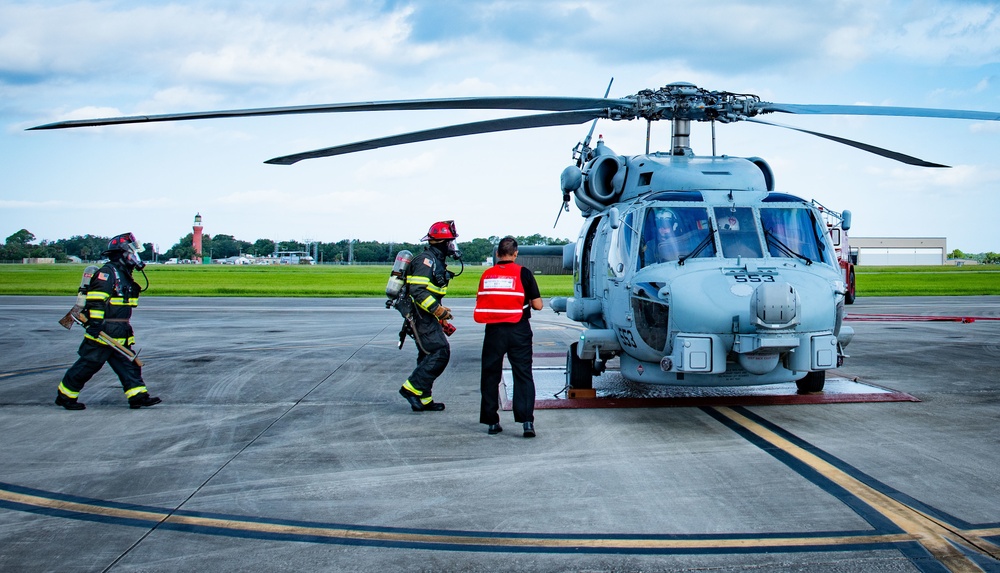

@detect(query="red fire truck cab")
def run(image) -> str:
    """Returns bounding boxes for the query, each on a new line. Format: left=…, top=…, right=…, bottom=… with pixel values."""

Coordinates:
left=813, top=201, right=857, bottom=304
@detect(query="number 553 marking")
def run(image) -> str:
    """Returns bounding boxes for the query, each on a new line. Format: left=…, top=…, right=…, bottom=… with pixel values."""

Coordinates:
left=733, top=274, right=776, bottom=283
left=618, top=328, right=638, bottom=348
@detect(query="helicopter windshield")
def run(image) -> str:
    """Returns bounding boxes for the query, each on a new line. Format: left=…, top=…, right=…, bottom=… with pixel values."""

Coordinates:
left=640, top=206, right=715, bottom=267
left=715, top=207, right=763, bottom=259
left=760, top=207, right=836, bottom=266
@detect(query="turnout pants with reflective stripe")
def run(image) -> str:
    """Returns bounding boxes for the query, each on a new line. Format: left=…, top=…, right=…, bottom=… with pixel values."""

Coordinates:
left=480, top=320, right=534, bottom=425
left=60, top=338, right=145, bottom=397
left=407, top=308, right=450, bottom=397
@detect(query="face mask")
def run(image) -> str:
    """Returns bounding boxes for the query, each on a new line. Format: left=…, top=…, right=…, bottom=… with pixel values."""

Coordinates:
left=124, top=245, right=146, bottom=269
left=446, top=240, right=462, bottom=259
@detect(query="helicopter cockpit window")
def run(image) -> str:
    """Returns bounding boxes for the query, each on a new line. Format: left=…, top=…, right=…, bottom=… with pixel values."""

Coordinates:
left=640, top=206, right=714, bottom=267
left=608, top=212, right=634, bottom=278
left=715, top=207, right=763, bottom=259
left=760, top=207, right=836, bottom=266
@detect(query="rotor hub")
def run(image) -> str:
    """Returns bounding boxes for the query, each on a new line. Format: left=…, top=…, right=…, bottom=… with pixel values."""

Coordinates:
left=629, top=83, right=762, bottom=123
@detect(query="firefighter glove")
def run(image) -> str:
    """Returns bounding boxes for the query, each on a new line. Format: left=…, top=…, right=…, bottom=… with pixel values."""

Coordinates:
left=86, top=324, right=102, bottom=338
left=432, top=305, right=453, bottom=321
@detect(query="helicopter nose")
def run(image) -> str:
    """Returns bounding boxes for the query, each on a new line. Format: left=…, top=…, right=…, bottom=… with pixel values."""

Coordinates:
left=752, top=281, right=800, bottom=329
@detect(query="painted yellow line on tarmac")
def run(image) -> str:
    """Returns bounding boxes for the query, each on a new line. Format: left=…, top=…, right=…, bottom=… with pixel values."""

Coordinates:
left=0, top=489, right=166, bottom=523
left=715, top=406, right=1000, bottom=572
left=3, top=407, right=999, bottom=566
left=0, top=485, right=912, bottom=551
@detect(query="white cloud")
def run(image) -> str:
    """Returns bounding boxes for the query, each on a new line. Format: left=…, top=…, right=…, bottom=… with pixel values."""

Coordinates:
left=970, top=121, right=1000, bottom=134
left=870, top=2, right=1000, bottom=65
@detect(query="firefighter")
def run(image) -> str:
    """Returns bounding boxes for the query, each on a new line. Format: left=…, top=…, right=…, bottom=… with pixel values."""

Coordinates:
left=55, top=233, right=161, bottom=410
left=398, top=220, right=461, bottom=412
left=474, top=236, right=543, bottom=437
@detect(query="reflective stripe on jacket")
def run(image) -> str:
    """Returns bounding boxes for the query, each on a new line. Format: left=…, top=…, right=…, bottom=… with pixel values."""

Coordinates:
left=82, top=261, right=140, bottom=345
left=406, top=248, right=449, bottom=314
left=474, top=263, right=525, bottom=324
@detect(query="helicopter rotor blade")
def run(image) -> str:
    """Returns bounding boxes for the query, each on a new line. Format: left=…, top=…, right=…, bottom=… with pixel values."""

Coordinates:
left=759, top=102, right=1000, bottom=122
left=747, top=118, right=950, bottom=168
left=28, top=97, right=632, bottom=131
left=265, top=109, right=608, bottom=165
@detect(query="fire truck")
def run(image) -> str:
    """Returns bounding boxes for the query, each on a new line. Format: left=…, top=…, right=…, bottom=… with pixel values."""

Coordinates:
left=813, top=200, right=857, bottom=304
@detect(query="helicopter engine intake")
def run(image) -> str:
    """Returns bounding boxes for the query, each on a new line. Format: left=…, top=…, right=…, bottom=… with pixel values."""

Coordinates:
left=583, top=154, right=626, bottom=204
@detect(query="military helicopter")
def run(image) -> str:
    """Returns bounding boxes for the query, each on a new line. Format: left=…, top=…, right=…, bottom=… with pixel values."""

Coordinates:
left=31, top=82, right=1000, bottom=393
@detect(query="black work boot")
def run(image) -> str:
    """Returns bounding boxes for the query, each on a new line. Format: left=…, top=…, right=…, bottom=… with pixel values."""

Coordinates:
left=128, top=393, right=162, bottom=409
left=55, top=394, right=86, bottom=411
left=399, top=386, right=425, bottom=412
left=523, top=422, right=536, bottom=438
left=422, top=401, right=445, bottom=411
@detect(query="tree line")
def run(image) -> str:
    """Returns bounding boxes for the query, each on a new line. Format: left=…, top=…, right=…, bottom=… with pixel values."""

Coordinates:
left=0, top=229, right=570, bottom=264
left=7, top=229, right=999, bottom=265
left=947, top=249, right=1000, bottom=265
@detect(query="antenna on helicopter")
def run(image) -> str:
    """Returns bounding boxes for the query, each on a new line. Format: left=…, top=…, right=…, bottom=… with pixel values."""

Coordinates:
left=559, top=79, right=615, bottom=228
left=572, top=78, right=614, bottom=168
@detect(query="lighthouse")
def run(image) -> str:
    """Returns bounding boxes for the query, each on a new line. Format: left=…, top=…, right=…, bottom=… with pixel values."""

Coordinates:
left=193, top=213, right=203, bottom=263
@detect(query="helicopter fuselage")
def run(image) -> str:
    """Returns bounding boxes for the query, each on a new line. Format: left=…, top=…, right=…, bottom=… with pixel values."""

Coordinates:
left=552, top=144, right=853, bottom=388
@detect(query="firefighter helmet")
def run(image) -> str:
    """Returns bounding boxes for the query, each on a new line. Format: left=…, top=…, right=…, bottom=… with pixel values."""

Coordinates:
left=104, top=232, right=145, bottom=269
left=105, top=233, right=142, bottom=254
left=422, top=220, right=458, bottom=242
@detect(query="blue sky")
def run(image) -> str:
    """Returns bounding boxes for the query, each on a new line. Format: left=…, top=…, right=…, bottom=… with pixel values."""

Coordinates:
left=2, top=0, right=999, bottom=253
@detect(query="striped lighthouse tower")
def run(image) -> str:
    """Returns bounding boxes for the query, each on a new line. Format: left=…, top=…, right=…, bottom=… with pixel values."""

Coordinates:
left=193, top=213, right=203, bottom=263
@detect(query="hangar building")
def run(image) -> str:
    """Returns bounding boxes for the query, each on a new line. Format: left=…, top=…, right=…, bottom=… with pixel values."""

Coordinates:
left=850, top=237, right=947, bottom=266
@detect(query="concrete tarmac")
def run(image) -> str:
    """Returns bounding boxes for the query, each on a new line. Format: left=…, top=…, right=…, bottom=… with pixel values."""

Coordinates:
left=0, top=295, right=998, bottom=573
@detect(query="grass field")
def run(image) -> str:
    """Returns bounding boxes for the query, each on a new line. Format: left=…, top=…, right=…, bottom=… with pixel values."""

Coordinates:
left=0, top=264, right=573, bottom=297
left=0, top=263, right=998, bottom=297
left=855, top=266, right=1000, bottom=296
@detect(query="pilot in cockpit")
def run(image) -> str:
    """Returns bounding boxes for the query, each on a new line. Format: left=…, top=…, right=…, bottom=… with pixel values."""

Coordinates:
left=653, top=208, right=685, bottom=262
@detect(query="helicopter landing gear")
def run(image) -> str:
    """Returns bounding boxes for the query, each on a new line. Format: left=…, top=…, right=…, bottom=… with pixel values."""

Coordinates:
left=795, top=370, right=826, bottom=394
left=566, top=341, right=593, bottom=391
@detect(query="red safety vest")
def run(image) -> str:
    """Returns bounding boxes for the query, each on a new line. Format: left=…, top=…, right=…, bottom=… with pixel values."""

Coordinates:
left=474, top=263, right=526, bottom=324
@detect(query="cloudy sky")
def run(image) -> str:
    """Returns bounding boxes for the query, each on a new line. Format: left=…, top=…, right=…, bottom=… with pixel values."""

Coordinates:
left=2, top=0, right=999, bottom=253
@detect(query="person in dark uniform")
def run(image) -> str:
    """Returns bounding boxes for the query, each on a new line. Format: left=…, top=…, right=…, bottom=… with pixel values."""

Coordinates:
left=474, top=236, right=543, bottom=437
left=55, top=233, right=161, bottom=411
left=398, top=221, right=462, bottom=412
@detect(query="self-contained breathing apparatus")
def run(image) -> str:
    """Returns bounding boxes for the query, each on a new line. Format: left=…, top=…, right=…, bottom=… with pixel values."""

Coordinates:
left=385, top=249, right=416, bottom=349
left=385, top=232, right=464, bottom=349
left=57, top=233, right=151, bottom=363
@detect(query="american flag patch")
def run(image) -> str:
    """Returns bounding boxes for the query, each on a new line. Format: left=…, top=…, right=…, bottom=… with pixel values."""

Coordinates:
left=97, top=272, right=109, bottom=280
left=423, top=259, right=432, bottom=267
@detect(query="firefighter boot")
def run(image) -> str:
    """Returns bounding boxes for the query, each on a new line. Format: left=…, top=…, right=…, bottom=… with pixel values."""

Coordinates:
left=129, top=393, right=162, bottom=409
left=421, top=400, right=445, bottom=411
left=55, top=394, right=86, bottom=410
left=399, top=385, right=425, bottom=412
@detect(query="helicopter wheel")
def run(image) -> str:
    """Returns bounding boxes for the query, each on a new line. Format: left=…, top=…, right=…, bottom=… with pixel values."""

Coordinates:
left=795, top=370, right=826, bottom=394
left=845, top=269, right=857, bottom=304
left=566, top=342, right=593, bottom=390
